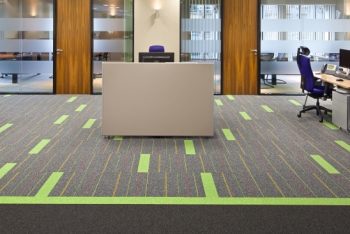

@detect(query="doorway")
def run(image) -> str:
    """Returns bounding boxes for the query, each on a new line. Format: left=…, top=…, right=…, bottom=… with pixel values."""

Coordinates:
left=55, top=0, right=92, bottom=94
left=223, top=0, right=259, bottom=95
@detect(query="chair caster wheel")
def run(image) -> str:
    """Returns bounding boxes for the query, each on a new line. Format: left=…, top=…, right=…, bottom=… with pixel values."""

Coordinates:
left=297, top=113, right=301, bottom=118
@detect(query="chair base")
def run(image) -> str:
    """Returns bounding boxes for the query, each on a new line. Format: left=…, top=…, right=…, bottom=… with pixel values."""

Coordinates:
left=297, top=95, right=332, bottom=122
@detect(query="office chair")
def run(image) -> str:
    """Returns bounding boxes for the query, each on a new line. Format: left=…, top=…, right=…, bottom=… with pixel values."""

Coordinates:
left=149, top=45, right=165, bottom=53
left=296, top=54, right=331, bottom=122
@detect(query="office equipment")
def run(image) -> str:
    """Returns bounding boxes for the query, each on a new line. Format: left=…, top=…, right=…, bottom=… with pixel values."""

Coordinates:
left=138, top=52, right=174, bottom=62
left=102, top=62, right=214, bottom=136
left=149, top=45, right=165, bottom=53
left=339, top=49, right=350, bottom=70
left=321, top=64, right=337, bottom=75
left=297, top=54, right=331, bottom=122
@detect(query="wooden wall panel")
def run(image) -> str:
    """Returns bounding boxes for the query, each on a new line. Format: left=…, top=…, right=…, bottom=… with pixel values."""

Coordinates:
left=56, top=0, right=91, bottom=94
left=223, top=0, right=259, bottom=95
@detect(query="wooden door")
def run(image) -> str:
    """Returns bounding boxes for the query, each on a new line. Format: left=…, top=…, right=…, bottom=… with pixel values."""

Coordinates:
left=223, top=0, right=259, bottom=95
left=55, top=0, right=91, bottom=94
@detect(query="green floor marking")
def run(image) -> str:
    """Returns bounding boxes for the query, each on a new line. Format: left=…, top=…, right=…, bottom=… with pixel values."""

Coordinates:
left=67, top=96, right=77, bottom=103
left=261, top=105, right=274, bottom=113
left=0, top=163, right=16, bottom=180
left=29, top=139, right=51, bottom=155
left=227, top=95, right=235, bottom=101
left=215, top=99, right=223, bottom=106
left=113, top=136, right=123, bottom=141
left=323, top=121, right=339, bottom=130
left=83, top=119, right=96, bottom=129
left=1, top=196, right=350, bottom=205
left=311, top=155, right=340, bottom=174
left=289, top=99, right=302, bottom=106
left=335, top=141, right=350, bottom=153
left=75, top=104, right=87, bottom=112
left=0, top=123, right=13, bottom=134
left=222, top=129, right=236, bottom=141
left=54, top=115, right=69, bottom=125
left=137, top=154, right=151, bottom=173
left=36, top=172, right=63, bottom=198
left=184, top=140, right=196, bottom=155
left=240, top=112, right=252, bottom=121
left=201, top=173, right=219, bottom=198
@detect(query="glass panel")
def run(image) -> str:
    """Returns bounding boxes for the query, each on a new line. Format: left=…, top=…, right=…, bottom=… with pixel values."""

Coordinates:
left=180, top=0, right=222, bottom=94
left=0, top=0, right=54, bottom=93
left=260, top=0, right=350, bottom=94
left=93, top=0, right=133, bottom=93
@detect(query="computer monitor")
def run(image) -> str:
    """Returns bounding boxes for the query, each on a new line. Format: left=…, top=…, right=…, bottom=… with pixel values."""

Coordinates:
left=139, top=52, right=174, bottom=63
left=339, top=49, right=350, bottom=69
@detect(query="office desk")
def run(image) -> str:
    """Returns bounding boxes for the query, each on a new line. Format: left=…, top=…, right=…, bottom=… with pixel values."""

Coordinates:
left=102, top=62, right=214, bottom=137
left=317, top=73, right=350, bottom=89
left=317, top=73, right=350, bottom=131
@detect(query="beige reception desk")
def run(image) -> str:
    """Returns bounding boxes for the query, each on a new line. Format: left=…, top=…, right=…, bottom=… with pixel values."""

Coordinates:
left=102, top=62, right=214, bottom=137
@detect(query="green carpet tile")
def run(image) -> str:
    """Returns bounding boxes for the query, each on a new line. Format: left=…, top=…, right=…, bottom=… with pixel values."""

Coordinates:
left=0, top=95, right=350, bottom=201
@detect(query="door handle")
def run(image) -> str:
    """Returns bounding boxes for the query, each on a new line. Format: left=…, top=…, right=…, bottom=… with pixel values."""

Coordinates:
left=56, top=49, right=63, bottom=54
left=250, top=49, right=258, bottom=52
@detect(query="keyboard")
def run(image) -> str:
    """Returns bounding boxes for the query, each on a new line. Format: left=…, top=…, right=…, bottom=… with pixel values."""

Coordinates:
left=334, top=73, right=350, bottom=80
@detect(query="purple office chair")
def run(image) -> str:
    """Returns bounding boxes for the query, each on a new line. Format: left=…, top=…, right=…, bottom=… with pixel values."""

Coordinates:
left=297, top=54, right=331, bottom=122
left=149, top=45, right=165, bottom=53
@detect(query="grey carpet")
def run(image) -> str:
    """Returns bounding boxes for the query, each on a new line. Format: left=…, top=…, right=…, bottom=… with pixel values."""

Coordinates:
left=0, top=95, right=349, bottom=198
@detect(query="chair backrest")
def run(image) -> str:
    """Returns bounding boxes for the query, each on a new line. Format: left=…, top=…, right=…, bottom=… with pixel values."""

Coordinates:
left=297, top=54, right=315, bottom=92
left=149, top=45, right=165, bottom=53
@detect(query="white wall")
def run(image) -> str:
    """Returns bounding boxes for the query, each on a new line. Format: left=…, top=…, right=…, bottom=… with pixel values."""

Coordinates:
left=134, top=0, right=180, bottom=62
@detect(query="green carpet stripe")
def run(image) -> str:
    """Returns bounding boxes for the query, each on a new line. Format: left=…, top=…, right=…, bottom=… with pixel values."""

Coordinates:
left=0, top=197, right=350, bottom=205
left=335, top=141, right=350, bottom=153
left=113, top=136, right=123, bottom=141
left=222, top=129, right=236, bottom=141
left=137, top=154, right=151, bottom=173
left=311, top=155, right=340, bottom=174
left=29, top=139, right=51, bottom=155
left=215, top=99, right=223, bottom=106
left=226, top=95, right=235, bottom=101
left=201, top=173, right=219, bottom=198
left=184, top=140, right=196, bottom=155
left=67, top=96, right=77, bottom=103
left=75, top=104, right=87, bottom=112
left=0, top=123, right=13, bottom=134
left=0, top=163, right=16, bottom=180
left=289, top=100, right=302, bottom=106
left=261, top=105, right=274, bottom=113
left=54, top=115, right=69, bottom=125
left=323, top=121, right=339, bottom=130
left=83, top=119, right=96, bottom=129
left=36, top=172, right=63, bottom=198
left=240, top=112, right=252, bottom=121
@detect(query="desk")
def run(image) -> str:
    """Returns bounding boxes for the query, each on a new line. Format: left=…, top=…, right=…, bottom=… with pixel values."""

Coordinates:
left=102, top=62, right=214, bottom=137
left=317, top=73, right=350, bottom=131
left=318, top=73, right=350, bottom=89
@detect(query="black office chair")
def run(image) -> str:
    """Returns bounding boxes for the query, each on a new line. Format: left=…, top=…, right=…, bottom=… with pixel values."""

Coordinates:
left=296, top=49, right=331, bottom=122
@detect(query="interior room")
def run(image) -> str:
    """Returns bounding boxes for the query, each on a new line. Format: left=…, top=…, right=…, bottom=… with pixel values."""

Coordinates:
left=0, top=0, right=350, bottom=233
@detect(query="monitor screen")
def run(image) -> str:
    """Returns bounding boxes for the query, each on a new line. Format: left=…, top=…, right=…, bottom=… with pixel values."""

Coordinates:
left=339, top=49, right=350, bottom=69
left=139, top=52, right=174, bottom=63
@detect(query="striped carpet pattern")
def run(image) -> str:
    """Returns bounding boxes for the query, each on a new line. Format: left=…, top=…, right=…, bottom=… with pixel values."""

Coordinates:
left=0, top=95, right=349, bottom=198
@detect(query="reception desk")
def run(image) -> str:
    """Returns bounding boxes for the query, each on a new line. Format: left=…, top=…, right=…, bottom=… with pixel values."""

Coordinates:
left=102, top=62, right=214, bottom=137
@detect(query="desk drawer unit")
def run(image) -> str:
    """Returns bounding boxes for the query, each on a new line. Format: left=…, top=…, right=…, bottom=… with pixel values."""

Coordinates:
left=332, top=90, right=350, bottom=131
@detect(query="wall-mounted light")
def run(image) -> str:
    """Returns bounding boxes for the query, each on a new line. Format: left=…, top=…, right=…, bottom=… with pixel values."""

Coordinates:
left=153, top=1, right=161, bottom=18
left=345, top=0, right=350, bottom=16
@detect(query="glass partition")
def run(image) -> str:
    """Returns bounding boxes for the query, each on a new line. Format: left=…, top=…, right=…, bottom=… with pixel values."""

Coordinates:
left=93, top=0, right=133, bottom=93
left=0, top=0, right=54, bottom=93
left=180, top=0, right=222, bottom=94
left=260, top=0, right=350, bottom=94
